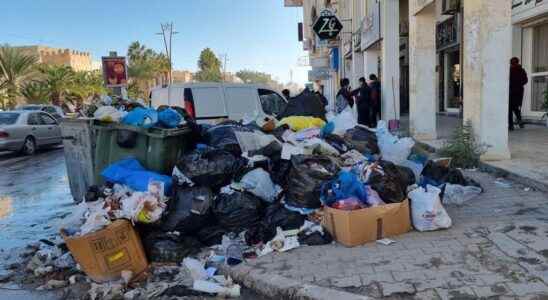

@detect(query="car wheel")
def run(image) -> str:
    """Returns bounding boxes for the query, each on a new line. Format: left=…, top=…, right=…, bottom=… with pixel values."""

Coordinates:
left=21, top=137, right=36, bottom=155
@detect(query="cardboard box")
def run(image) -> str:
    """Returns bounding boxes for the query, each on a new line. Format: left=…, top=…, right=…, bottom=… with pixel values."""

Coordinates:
left=322, top=200, right=411, bottom=247
left=61, top=219, right=148, bottom=282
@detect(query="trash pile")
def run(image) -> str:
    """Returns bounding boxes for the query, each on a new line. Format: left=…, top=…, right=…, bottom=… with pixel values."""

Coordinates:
left=10, top=104, right=486, bottom=298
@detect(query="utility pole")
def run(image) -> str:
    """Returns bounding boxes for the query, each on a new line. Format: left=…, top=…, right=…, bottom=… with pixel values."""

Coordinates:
left=219, top=53, right=229, bottom=82
left=157, top=22, right=178, bottom=105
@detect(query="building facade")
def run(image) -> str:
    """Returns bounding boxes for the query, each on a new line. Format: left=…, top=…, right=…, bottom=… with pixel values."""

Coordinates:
left=287, top=0, right=530, bottom=161
left=512, top=0, right=548, bottom=120
left=14, top=46, right=93, bottom=72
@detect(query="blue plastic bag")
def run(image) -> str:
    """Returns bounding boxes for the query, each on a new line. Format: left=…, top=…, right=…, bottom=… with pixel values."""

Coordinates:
left=101, top=158, right=172, bottom=195
left=321, top=171, right=368, bottom=206
left=158, top=108, right=182, bottom=128
left=121, top=108, right=158, bottom=128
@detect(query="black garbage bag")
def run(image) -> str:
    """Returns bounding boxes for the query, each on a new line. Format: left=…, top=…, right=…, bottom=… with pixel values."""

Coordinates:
left=344, top=126, right=380, bottom=154
left=161, top=211, right=215, bottom=236
left=277, top=90, right=327, bottom=120
left=195, top=226, right=227, bottom=246
left=142, top=232, right=202, bottom=263
left=213, top=191, right=263, bottom=233
left=263, top=203, right=305, bottom=230
left=85, top=185, right=107, bottom=202
left=116, top=129, right=138, bottom=148
left=396, top=165, right=416, bottom=187
left=203, top=124, right=253, bottom=155
left=244, top=223, right=276, bottom=246
left=323, top=134, right=354, bottom=154
left=421, top=160, right=481, bottom=188
left=285, top=155, right=340, bottom=209
left=368, top=161, right=408, bottom=203
left=162, top=186, right=214, bottom=231
left=298, top=231, right=333, bottom=246
left=248, top=141, right=283, bottom=158
left=176, top=149, right=247, bottom=189
left=270, top=159, right=291, bottom=188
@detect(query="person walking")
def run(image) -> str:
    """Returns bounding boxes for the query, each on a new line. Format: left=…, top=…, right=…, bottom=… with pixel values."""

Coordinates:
left=368, top=74, right=381, bottom=128
left=335, top=78, right=353, bottom=113
left=509, top=57, right=528, bottom=131
left=355, top=77, right=372, bottom=127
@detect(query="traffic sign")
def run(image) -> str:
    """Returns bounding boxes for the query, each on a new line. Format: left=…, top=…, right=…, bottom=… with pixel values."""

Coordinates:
left=313, top=10, right=343, bottom=40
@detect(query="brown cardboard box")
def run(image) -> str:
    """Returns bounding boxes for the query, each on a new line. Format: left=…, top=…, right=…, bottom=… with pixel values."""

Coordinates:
left=61, top=219, right=148, bottom=282
left=322, top=199, right=411, bottom=247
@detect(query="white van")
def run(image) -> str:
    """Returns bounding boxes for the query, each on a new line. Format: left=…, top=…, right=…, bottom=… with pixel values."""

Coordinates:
left=150, top=83, right=287, bottom=122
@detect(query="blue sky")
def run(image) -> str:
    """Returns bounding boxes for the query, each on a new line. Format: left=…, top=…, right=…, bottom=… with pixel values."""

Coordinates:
left=2, top=0, right=309, bottom=84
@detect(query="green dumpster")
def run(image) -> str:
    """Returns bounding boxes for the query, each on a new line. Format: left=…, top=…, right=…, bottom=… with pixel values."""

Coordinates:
left=92, top=121, right=191, bottom=185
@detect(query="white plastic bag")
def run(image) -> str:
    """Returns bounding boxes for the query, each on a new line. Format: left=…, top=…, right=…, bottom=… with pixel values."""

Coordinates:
left=234, top=131, right=280, bottom=153
left=442, top=184, right=482, bottom=206
left=376, top=121, right=415, bottom=165
left=235, top=168, right=282, bottom=203
left=399, top=160, right=425, bottom=184
left=93, top=106, right=126, bottom=123
left=330, top=107, right=357, bottom=135
left=183, top=257, right=208, bottom=281
left=408, top=185, right=452, bottom=231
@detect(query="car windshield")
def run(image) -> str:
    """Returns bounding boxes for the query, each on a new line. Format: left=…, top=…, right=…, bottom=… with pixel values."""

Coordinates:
left=0, top=113, right=20, bottom=125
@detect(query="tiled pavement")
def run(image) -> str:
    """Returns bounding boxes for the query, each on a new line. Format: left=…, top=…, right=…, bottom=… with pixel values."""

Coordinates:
left=235, top=171, right=548, bottom=299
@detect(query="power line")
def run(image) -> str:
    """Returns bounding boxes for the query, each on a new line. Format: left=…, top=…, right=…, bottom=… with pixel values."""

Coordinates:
left=156, top=22, right=179, bottom=85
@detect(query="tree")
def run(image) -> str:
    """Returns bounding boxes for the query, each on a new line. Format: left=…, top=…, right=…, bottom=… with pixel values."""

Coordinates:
left=66, top=70, right=106, bottom=104
left=20, top=81, right=50, bottom=104
left=127, top=41, right=170, bottom=99
left=194, top=48, right=222, bottom=82
left=235, top=69, right=284, bottom=90
left=37, top=64, right=75, bottom=105
left=0, top=45, right=38, bottom=109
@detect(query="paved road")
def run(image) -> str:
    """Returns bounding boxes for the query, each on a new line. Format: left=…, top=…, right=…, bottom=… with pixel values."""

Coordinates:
left=0, top=148, right=74, bottom=250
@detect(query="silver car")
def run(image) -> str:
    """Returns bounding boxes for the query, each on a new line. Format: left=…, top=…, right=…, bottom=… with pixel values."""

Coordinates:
left=0, top=110, right=62, bottom=155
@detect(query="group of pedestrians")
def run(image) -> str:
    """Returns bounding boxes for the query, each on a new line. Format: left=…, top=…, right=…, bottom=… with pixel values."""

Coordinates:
left=336, top=74, right=381, bottom=128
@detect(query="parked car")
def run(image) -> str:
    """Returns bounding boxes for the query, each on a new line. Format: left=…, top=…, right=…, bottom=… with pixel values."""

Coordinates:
left=150, top=83, right=287, bottom=122
left=0, top=111, right=62, bottom=155
left=16, top=104, right=65, bottom=120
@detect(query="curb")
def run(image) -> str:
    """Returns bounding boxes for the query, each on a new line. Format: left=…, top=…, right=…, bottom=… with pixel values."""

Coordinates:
left=415, top=140, right=548, bottom=193
left=221, top=264, right=368, bottom=300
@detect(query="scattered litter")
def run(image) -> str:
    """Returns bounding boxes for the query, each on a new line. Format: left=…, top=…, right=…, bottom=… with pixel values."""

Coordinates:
left=494, top=178, right=512, bottom=188
left=376, top=238, right=396, bottom=246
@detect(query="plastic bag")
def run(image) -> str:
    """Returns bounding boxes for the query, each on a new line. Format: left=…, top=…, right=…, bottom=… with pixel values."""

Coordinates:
left=101, top=158, right=172, bottom=195
left=285, top=155, right=340, bottom=209
left=329, top=107, right=357, bottom=135
left=344, top=126, right=380, bottom=154
left=399, top=160, right=424, bottom=184
left=331, top=197, right=366, bottom=211
left=323, top=134, right=353, bottom=154
left=234, top=131, right=281, bottom=153
left=365, top=185, right=385, bottom=207
left=162, top=186, right=213, bottom=231
left=93, top=106, right=125, bottom=123
left=212, top=191, right=262, bottom=233
left=376, top=120, right=415, bottom=165
left=158, top=108, right=182, bottom=128
left=442, top=183, right=482, bottom=205
left=366, top=161, right=408, bottom=203
left=121, top=107, right=158, bottom=128
left=120, top=191, right=165, bottom=224
left=263, top=203, right=305, bottom=230
left=176, top=149, right=247, bottom=189
left=408, top=185, right=452, bottom=231
left=321, top=171, right=368, bottom=207
left=278, top=116, right=326, bottom=132
left=142, top=232, right=202, bottom=263
left=233, top=168, right=282, bottom=203
left=204, top=124, right=253, bottom=155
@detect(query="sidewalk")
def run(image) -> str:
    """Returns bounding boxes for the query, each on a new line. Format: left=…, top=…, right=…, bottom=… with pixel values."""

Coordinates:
left=227, top=171, right=548, bottom=299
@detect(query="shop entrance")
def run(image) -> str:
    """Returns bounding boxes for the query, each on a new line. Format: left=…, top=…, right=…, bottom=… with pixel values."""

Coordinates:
left=443, top=49, right=461, bottom=113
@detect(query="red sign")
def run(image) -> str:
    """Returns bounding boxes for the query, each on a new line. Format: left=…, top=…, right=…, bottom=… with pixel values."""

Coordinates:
left=102, top=57, right=128, bottom=87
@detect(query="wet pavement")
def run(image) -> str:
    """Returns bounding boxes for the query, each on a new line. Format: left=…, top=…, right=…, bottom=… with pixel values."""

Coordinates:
left=0, top=147, right=73, bottom=250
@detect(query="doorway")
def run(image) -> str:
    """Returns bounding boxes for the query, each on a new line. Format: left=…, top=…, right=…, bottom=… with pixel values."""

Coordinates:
left=443, top=49, right=461, bottom=113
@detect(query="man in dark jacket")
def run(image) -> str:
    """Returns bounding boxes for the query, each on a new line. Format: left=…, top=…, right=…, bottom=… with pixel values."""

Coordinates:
left=353, top=77, right=372, bottom=127
left=368, top=74, right=381, bottom=128
left=509, top=57, right=528, bottom=130
left=335, top=78, right=353, bottom=113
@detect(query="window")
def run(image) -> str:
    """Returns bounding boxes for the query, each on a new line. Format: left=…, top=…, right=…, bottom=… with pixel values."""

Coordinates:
left=531, top=23, right=548, bottom=111
left=40, top=113, right=57, bottom=125
left=43, top=106, right=57, bottom=115
left=258, top=89, right=287, bottom=116
left=27, top=113, right=41, bottom=125
left=0, top=113, right=19, bottom=125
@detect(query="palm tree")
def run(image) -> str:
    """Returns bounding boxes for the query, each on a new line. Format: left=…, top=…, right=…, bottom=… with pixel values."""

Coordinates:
left=37, top=64, right=75, bottom=105
left=20, top=81, right=50, bottom=104
left=0, top=45, right=38, bottom=109
left=66, top=70, right=106, bottom=105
